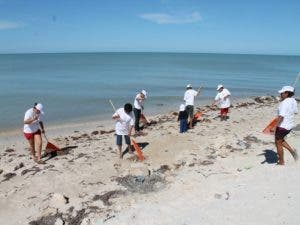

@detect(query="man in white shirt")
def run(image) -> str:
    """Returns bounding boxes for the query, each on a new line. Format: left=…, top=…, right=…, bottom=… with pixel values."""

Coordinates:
left=112, top=103, right=134, bottom=158
left=133, top=90, right=147, bottom=134
left=184, top=84, right=201, bottom=129
left=23, top=103, right=45, bottom=164
left=270, top=86, right=298, bottom=165
left=212, top=84, right=231, bottom=121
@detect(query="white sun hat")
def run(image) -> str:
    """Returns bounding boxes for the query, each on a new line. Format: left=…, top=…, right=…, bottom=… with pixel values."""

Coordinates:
left=278, top=86, right=294, bottom=94
left=179, top=104, right=185, bottom=111
left=186, top=84, right=192, bottom=88
left=217, top=84, right=224, bottom=91
left=35, top=103, right=44, bottom=115
left=141, top=90, right=147, bottom=98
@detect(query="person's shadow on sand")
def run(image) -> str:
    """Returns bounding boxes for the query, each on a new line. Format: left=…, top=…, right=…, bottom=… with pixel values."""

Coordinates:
left=257, top=149, right=278, bottom=164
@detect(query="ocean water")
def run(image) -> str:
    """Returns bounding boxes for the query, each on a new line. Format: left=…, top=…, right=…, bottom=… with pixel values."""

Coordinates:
left=0, top=52, right=299, bottom=132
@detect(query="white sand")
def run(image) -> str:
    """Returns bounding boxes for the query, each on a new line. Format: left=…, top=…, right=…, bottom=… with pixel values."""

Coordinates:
left=0, top=96, right=299, bottom=225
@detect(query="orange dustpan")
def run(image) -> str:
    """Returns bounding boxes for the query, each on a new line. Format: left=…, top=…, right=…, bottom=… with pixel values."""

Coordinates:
left=44, top=134, right=60, bottom=153
left=131, top=139, right=145, bottom=161
left=263, top=117, right=278, bottom=134
left=193, top=111, right=203, bottom=120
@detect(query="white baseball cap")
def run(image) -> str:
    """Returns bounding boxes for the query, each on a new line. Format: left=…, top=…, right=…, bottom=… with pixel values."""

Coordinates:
left=141, top=90, right=147, bottom=98
left=186, top=84, right=192, bottom=88
left=35, top=103, right=44, bottom=115
left=179, top=104, right=185, bottom=111
left=278, top=86, right=294, bottom=94
left=217, top=84, right=224, bottom=91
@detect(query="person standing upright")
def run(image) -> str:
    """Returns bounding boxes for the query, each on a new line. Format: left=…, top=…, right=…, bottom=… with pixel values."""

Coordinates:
left=183, top=84, right=201, bottom=129
left=212, top=84, right=231, bottom=121
left=133, top=90, right=147, bottom=134
left=270, top=86, right=298, bottom=165
left=23, top=103, right=46, bottom=164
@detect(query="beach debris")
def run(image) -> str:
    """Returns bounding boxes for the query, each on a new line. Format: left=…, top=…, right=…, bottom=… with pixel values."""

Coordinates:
left=93, top=190, right=126, bottom=206
left=103, top=214, right=116, bottom=223
left=200, top=160, right=214, bottom=166
left=0, top=169, right=3, bottom=174
left=156, top=164, right=171, bottom=173
left=214, top=193, right=222, bottom=199
left=2, top=172, right=16, bottom=182
left=91, top=130, right=99, bottom=135
left=173, top=161, right=186, bottom=169
left=29, top=212, right=63, bottom=225
left=244, top=166, right=253, bottom=170
left=225, top=192, right=230, bottom=200
left=244, top=135, right=260, bottom=143
left=116, top=174, right=165, bottom=193
left=49, top=193, right=69, bottom=208
left=21, top=166, right=41, bottom=176
left=54, top=218, right=64, bottom=225
left=14, top=162, right=24, bottom=171
left=236, top=140, right=250, bottom=150
left=5, top=148, right=15, bottom=153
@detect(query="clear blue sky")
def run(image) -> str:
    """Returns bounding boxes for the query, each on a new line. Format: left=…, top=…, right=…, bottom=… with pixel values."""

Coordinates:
left=0, top=0, right=299, bottom=55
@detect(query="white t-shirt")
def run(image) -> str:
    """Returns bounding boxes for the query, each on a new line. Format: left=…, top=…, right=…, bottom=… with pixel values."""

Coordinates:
left=278, top=97, right=298, bottom=130
left=134, top=93, right=145, bottom=110
left=113, top=108, right=134, bottom=135
left=184, top=89, right=198, bottom=106
left=215, top=88, right=231, bottom=108
left=23, top=108, right=43, bottom=133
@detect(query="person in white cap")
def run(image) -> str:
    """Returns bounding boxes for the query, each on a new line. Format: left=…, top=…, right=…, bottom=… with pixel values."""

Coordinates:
left=23, top=103, right=46, bottom=164
left=212, top=84, right=231, bottom=121
left=270, top=86, right=298, bottom=165
left=184, top=84, right=202, bottom=129
left=177, top=104, right=188, bottom=133
left=133, top=90, right=147, bottom=134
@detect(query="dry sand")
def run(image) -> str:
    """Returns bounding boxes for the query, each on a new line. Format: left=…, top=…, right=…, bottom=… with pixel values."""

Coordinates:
left=0, top=96, right=299, bottom=225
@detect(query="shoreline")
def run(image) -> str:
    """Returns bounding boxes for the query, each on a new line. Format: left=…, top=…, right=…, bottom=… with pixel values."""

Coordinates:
left=0, top=96, right=271, bottom=139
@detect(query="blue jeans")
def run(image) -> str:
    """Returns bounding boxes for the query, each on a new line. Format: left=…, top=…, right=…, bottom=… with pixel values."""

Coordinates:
left=179, top=119, right=188, bottom=133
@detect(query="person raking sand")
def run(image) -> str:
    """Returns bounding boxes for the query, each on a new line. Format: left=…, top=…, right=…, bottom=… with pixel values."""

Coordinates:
left=183, top=84, right=202, bottom=129
left=23, top=103, right=46, bottom=164
left=112, top=103, right=134, bottom=159
left=212, top=84, right=231, bottom=121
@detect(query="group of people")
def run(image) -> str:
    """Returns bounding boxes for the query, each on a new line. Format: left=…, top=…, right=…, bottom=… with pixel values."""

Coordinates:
left=178, top=84, right=231, bottom=133
left=23, top=84, right=298, bottom=165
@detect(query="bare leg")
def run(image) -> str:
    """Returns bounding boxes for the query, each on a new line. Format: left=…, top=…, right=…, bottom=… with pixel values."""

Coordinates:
left=282, top=140, right=298, bottom=161
left=34, top=134, right=42, bottom=162
left=117, top=145, right=122, bottom=159
left=189, top=116, right=193, bottom=129
left=128, top=144, right=133, bottom=153
left=27, top=138, right=37, bottom=161
left=275, top=139, right=284, bottom=165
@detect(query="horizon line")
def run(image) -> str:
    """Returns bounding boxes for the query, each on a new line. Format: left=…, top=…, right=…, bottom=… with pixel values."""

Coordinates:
left=0, top=51, right=299, bottom=57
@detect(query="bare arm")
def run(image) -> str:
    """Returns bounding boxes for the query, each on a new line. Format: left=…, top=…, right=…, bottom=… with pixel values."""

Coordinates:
left=195, top=86, right=202, bottom=97
left=270, top=116, right=283, bottom=132
left=24, top=115, right=38, bottom=124
left=39, top=121, right=45, bottom=133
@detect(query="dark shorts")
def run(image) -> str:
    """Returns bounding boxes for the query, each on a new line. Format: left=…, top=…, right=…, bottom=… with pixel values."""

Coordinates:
left=116, top=135, right=131, bottom=146
left=220, top=107, right=229, bottom=115
left=275, top=127, right=291, bottom=140
left=24, top=129, right=41, bottom=140
left=185, top=105, right=194, bottom=118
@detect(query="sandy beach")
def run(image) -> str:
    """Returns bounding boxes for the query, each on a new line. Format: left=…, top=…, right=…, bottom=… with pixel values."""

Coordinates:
left=0, top=96, right=299, bottom=225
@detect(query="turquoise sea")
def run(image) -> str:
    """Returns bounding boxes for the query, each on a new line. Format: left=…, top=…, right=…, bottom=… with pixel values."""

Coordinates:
left=0, top=52, right=299, bottom=132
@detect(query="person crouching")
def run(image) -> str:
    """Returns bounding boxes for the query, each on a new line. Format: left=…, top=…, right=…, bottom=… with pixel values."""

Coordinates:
left=178, top=104, right=188, bottom=133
